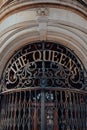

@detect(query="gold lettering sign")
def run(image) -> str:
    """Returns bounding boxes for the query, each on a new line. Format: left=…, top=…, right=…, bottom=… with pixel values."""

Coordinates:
left=8, top=50, right=78, bottom=76
left=3, top=42, right=84, bottom=89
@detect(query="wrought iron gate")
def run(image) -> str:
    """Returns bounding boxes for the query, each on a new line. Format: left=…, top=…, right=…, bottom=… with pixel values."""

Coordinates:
left=0, top=42, right=87, bottom=130
left=0, top=88, right=86, bottom=130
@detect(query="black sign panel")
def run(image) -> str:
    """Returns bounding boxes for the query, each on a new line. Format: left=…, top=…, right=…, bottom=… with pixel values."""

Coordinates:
left=2, top=42, right=85, bottom=89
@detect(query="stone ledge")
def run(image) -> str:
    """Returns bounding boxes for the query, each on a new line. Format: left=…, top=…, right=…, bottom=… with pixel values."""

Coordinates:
left=0, top=0, right=87, bottom=21
left=0, top=0, right=87, bottom=9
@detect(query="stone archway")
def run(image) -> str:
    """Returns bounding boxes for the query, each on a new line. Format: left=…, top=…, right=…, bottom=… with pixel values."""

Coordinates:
left=0, top=1, right=87, bottom=130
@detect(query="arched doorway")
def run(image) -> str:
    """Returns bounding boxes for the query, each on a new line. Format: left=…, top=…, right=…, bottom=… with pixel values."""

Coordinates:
left=0, top=42, right=86, bottom=130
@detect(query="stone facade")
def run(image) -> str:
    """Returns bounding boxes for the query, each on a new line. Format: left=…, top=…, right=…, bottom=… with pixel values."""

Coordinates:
left=0, top=0, right=87, bottom=129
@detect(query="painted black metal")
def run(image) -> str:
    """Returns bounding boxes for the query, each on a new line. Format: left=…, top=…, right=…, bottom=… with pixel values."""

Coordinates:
left=0, top=88, right=86, bottom=130
left=2, top=42, right=86, bottom=90
left=0, top=42, right=87, bottom=130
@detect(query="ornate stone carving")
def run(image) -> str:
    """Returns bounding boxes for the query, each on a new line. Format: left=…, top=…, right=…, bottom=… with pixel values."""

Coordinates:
left=36, top=8, right=49, bottom=16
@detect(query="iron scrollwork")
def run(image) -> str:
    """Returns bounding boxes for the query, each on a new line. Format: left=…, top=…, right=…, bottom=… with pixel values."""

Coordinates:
left=2, top=42, right=85, bottom=90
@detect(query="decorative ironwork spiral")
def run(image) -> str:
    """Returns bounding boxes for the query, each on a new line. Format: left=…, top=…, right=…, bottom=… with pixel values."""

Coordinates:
left=2, top=42, right=85, bottom=90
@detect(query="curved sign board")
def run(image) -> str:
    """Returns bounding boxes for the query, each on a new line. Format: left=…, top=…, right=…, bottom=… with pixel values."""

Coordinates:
left=2, top=42, right=85, bottom=89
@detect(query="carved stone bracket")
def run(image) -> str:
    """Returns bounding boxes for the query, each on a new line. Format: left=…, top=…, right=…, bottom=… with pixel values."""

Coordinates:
left=36, top=8, right=49, bottom=41
left=36, top=8, right=49, bottom=16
